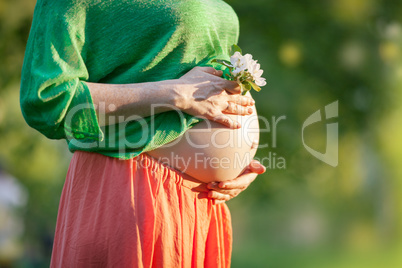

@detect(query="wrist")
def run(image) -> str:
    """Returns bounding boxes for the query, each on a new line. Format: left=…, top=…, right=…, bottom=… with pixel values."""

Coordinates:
left=169, top=79, right=189, bottom=111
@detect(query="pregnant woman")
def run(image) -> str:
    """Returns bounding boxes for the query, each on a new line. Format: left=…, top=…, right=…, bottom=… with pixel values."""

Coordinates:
left=20, top=0, right=266, bottom=267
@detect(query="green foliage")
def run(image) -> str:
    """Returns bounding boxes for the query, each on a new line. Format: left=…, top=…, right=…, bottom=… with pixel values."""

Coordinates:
left=230, top=44, right=242, bottom=54
left=224, top=0, right=402, bottom=266
left=213, top=44, right=265, bottom=95
left=211, top=58, right=232, bottom=67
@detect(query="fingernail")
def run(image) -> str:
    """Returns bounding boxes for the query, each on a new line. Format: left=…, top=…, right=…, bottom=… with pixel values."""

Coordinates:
left=235, top=122, right=241, bottom=128
left=250, top=99, right=255, bottom=105
left=220, top=183, right=227, bottom=189
left=255, top=162, right=266, bottom=172
left=251, top=160, right=260, bottom=168
left=247, top=107, right=253, bottom=114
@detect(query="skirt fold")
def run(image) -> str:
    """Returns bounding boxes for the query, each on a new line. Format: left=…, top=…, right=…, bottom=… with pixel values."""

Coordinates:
left=50, top=151, right=232, bottom=268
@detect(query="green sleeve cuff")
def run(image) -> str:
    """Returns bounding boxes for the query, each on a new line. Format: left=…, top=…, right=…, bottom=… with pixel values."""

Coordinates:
left=64, top=80, right=104, bottom=143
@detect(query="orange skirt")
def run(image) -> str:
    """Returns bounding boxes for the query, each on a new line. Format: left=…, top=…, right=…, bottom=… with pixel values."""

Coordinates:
left=50, top=151, right=232, bottom=267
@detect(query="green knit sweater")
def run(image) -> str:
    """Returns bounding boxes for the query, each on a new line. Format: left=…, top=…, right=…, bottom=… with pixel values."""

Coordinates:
left=20, top=0, right=239, bottom=159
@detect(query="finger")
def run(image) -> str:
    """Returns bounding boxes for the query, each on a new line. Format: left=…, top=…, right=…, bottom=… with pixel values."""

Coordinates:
left=209, top=188, right=242, bottom=196
left=208, top=191, right=231, bottom=201
left=224, top=102, right=253, bottom=116
left=228, top=95, right=255, bottom=106
left=212, top=113, right=241, bottom=129
left=214, top=199, right=226, bottom=205
left=219, top=173, right=258, bottom=189
left=197, top=66, right=223, bottom=77
left=207, top=165, right=258, bottom=191
left=223, top=80, right=242, bottom=94
left=208, top=182, right=244, bottom=193
left=249, top=160, right=266, bottom=174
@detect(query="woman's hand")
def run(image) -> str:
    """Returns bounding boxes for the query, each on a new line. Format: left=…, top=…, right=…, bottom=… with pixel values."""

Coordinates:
left=206, top=160, right=266, bottom=204
left=174, top=66, right=255, bottom=129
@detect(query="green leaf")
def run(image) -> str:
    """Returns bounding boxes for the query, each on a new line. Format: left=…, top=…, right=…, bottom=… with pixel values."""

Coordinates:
left=244, top=82, right=252, bottom=91
left=248, top=81, right=262, bottom=92
left=240, top=83, right=245, bottom=92
left=221, top=60, right=233, bottom=66
left=230, top=44, right=242, bottom=55
left=240, top=82, right=251, bottom=95
left=211, top=59, right=232, bottom=68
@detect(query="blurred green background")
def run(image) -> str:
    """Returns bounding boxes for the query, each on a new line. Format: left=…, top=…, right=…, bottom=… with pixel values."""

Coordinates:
left=1, top=0, right=402, bottom=267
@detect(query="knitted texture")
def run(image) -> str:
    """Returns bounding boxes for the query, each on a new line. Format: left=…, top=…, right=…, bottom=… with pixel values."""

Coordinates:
left=20, top=0, right=239, bottom=159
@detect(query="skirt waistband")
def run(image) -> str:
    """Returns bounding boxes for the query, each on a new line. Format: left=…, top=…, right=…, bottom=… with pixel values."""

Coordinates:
left=136, top=153, right=207, bottom=190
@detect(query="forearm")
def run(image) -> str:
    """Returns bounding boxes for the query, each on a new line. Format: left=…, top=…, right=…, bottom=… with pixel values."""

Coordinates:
left=87, top=80, right=182, bottom=126
left=86, top=66, right=254, bottom=129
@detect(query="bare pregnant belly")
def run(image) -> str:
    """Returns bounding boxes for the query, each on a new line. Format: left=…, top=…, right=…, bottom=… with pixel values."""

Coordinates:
left=146, top=104, right=260, bottom=183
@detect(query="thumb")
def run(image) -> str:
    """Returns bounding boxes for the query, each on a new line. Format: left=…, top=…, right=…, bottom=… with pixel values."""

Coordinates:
left=249, top=160, right=266, bottom=174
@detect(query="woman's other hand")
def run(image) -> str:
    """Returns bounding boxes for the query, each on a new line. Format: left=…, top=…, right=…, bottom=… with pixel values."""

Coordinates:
left=174, top=67, right=255, bottom=129
left=206, top=160, right=266, bottom=204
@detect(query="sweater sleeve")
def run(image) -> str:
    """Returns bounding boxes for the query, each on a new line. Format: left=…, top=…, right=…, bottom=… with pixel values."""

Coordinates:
left=20, top=2, right=103, bottom=142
